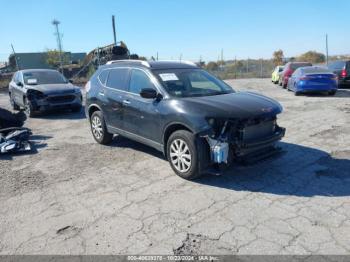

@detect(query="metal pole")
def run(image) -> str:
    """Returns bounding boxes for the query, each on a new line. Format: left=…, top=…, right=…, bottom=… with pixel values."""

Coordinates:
left=260, top=59, right=263, bottom=78
left=11, top=44, right=20, bottom=70
left=326, top=34, right=329, bottom=65
left=112, top=15, right=117, bottom=45
left=157, top=52, right=159, bottom=61
left=52, top=19, right=63, bottom=74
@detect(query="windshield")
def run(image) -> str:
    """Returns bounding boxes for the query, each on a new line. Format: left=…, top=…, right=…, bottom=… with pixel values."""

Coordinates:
left=152, top=69, right=234, bottom=98
left=23, top=71, right=68, bottom=85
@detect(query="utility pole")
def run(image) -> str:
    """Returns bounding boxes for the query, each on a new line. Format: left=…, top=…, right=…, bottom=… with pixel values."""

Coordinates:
left=221, top=48, right=224, bottom=65
left=260, top=59, right=263, bottom=78
left=52, top=19, right=63, bottom=73
left=179, top=53, right=182, bottom=61
left=112, top=15, right=117, bottom=45
left=234, top=56, right=237, bottom=79
left=11, top=44, right=20, bottom=70
left=246, top=58, right=249, bottom=73
left=156, top=52, right=159, bottom=61
left=326, top=34, right=329, bottom=65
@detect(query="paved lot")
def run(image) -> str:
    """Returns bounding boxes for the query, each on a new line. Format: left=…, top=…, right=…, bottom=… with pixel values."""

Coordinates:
left=0, top=79, right=350, bottom=255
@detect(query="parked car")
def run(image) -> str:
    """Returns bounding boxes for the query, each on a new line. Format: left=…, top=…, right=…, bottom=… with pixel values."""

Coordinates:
left=279, top=62, right=312, bottom=88
left=271, top=66, right=284, bottom=84
left=327, top=60, right=350, bottom=88
left=9, top=69, right=82, bottom=117
left=85, top=60, right=286, bottom=180
left=287, top=66, right=337, bottom=96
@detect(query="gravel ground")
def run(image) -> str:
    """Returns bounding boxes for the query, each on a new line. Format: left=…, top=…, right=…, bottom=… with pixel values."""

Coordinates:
left=0, top=78, right=349, bottom=255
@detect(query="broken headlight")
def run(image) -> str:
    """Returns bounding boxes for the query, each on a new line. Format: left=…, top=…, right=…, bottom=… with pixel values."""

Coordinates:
left=27, top=90, right=46, bottom=100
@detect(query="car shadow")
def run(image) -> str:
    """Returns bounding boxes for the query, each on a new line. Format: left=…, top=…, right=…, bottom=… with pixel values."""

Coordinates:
left=32, top=106, right=86, bottom=120
left=300, top=89, right=350, bottom=98
left=195, top=142, right=350, bottom=197
left=108, top=135, right=166, bottom=159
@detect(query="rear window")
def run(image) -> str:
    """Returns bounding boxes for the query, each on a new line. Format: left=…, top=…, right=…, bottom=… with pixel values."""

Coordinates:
left=329, top=61, right=345, bottom=70
left=302, top=67, right=332, bottom=75
left=98, top=70, right=109, bottom=85
left=291, top=63, right=312, bottom=70
left=106, top=68, right=130, bottom=91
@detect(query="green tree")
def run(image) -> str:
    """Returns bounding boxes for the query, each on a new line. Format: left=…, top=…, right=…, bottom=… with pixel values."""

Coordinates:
left=206, top=61, right=219, bottom=71
left=297, top=51, right=325, bottom=63
left=272, top=49, right=284, bottom=66
left=45, top=49, right=69, bottom=68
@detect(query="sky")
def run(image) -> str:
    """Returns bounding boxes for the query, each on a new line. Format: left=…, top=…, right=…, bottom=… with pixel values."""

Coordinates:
left=0, top=0, right=349, bottom=62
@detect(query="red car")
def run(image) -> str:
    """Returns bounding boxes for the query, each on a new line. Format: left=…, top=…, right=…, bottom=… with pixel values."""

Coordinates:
left=279, top=62, right=312, bottom=88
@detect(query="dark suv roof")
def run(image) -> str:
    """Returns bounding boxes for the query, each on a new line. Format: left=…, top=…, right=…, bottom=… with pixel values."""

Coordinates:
left=100, top=60, right=199, bottom=70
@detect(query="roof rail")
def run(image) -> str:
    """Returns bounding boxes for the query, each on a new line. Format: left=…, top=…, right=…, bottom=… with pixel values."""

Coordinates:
left=157, top=60, right=198, bottom=66
left=106, top=59, right=150, bottom=67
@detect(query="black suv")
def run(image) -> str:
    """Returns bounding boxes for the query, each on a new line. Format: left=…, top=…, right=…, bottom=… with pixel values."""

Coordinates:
left=85, top=60, right=285, bottom=179
left=327, top=60, right=350, bottom=88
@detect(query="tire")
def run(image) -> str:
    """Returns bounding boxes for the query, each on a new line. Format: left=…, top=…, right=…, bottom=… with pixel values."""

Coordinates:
left=24, top=98, right=35, bottom=118
left=295, top=91, right=301, bottom=96
left=90, top=111, right=113, bottom=145
left=328, top=90, right=336, bottom=96
left=9, top=93, right=20, bottom=111
left=167, top=130, right=209, bottom=180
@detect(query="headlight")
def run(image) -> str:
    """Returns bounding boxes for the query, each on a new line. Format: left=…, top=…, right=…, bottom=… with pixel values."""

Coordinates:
left=27, top=90, right=46, bottom=100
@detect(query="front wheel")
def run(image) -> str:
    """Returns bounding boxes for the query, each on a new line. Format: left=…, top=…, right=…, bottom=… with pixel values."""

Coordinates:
left=90, top=111, right=113, bottom=145
left=24, top=98, right=35, bottom=117
left=167, top=130, right=209, bottom=180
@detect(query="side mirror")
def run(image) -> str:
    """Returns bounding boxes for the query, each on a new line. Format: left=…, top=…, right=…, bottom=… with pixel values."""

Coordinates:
left=140, top=88, right=158, bottom=99
left=16, top=82, right=23, bottom=87
left=69, top=79, right=74, bottom=84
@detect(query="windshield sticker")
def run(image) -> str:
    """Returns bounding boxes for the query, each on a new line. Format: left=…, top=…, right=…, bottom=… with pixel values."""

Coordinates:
left=159, top=73, right=179, bottom=81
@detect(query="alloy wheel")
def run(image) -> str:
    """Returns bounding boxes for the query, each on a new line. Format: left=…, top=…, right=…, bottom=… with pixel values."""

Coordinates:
left=91, top=116, right=103, bottom=140
left=169, top=138, right=192, bottom=173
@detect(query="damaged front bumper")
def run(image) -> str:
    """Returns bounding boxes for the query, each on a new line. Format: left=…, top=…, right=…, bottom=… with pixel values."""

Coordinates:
left=201, top=118, right=286, bottom=165
left=28, top=94, right=82, bottom=112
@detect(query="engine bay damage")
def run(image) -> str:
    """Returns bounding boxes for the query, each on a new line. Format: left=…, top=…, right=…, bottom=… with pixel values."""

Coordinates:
left=201, top=116, right=286, bottom=166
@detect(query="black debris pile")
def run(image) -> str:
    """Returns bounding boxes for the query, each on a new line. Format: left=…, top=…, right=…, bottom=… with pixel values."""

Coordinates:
left=0, top=108, right=32, bottom=154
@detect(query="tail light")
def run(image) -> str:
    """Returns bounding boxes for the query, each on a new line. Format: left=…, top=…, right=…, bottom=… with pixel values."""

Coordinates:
left=341, top=68, right=347, bottom=77
left=300, top=76, right=311, bottom=80
left=331, top=74, right=338, bottom=81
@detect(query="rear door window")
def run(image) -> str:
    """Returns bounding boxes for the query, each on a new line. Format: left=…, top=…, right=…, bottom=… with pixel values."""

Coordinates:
left=106, top=68, right=130, bottom=91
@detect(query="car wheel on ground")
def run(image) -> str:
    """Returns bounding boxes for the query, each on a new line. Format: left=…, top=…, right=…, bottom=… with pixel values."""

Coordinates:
left=295, top=91, right=301, bottom=96
left=24, top=98, right=35, bottom=117
left=328, top=91, right=336, bottom=96
left=90, top=111, right=113, bottom=145
left=167, top=130, right=209, bottom=180
left=9, top=93, right=20, bottom=110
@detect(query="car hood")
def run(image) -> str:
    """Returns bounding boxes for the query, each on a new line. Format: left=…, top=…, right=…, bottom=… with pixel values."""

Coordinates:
left=26, top=83, right=77, bottom=95
left=178, top=91, right=283, bottom=120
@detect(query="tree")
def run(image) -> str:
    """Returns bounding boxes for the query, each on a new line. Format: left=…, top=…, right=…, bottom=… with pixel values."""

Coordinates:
left=272, top=49, right=284, bottom=66
left=297, top=51, right=325, bottom=64
left=45, top=49, right=69, bottom=68
left=206, top=61, right=219, bottom=71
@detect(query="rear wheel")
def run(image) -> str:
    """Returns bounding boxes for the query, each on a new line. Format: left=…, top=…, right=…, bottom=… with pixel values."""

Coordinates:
left=167, top=130, right=209, bottom=180
left=295, top=91, right=301, bottom=96
left=328, top=90, right=336, bottom=96
left=90, top=111, right=113, bottom=145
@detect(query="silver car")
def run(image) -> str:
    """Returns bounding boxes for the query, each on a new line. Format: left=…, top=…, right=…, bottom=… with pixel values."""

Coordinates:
left=9, top=69, right=82, bottom=117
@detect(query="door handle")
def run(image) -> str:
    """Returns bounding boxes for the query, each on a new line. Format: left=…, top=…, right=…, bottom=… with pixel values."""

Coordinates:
left=98, top=91, right=105, bottom=96
left=122, top=99, right=130, bottom=105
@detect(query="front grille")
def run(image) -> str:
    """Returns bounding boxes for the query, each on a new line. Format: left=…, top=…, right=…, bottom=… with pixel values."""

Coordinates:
left=47, top=95, right=75, bottom=104
left=242, top=120, right=275, bottom=142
